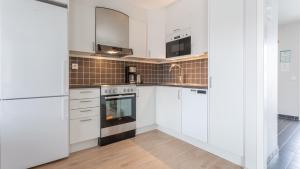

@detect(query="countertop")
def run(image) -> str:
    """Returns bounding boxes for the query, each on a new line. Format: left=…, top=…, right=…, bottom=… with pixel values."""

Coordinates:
left=69, top=83, right=208, bottom=89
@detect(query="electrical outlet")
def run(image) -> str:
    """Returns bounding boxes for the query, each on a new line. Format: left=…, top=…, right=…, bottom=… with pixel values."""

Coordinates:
left=72, top=63, right=79, bottom=70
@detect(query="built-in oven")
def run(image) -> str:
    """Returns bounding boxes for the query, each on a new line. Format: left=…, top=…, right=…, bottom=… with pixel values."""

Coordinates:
left=99, top=85, right=136, bottom=146
left=166, top=29, right=191, bottom=58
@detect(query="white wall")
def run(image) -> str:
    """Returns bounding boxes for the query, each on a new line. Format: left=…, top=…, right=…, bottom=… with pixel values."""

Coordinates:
left=278, top=22, right=300, bottom=117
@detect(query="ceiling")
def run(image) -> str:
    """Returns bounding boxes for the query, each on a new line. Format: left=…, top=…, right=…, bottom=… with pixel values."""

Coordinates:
left=123, top=0, right=177, bottom=9
left=279, top=0, right=300, bottom=24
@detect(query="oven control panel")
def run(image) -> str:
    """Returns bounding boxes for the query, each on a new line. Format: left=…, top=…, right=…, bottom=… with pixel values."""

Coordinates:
left=101, top=85, right=137, bottom=96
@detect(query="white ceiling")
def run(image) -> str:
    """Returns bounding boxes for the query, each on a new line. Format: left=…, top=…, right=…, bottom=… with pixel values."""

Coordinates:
left=279, top=0, right=300, bottom=25
left=123, top=0, right=176, bottom=9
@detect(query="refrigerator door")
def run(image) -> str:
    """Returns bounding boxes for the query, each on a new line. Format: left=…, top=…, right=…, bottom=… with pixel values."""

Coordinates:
left=0, top=0, right=68, bottom=99
left=0, top=96, right=69, bottom=169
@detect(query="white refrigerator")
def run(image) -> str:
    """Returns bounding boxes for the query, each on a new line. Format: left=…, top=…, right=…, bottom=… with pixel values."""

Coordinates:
left=0, top=0, right=69, bottom=169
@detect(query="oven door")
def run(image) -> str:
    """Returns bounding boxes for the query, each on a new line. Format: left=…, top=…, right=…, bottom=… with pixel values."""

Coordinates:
left=101, top=94, right=136, bottom=128
left=166, top=36, right=191, bottom=58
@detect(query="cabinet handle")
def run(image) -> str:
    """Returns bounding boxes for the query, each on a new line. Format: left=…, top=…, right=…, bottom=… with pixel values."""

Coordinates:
left=80, top=110, right=92, bottom=113
left=80, top=100, right=92, bottom=103
left=178, top=89, right=181, bottom=100
left=80, top=119, right=92, bottom=122
left=209, top=76, right=212, bottom=88
left=80, top=91, right=93, bottom=94
left=92, top=42, right=95, bottom=51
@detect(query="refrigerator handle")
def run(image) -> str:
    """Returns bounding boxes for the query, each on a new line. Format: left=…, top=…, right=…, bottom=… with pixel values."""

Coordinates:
left=63, top=60, right=69, bottom=95
left=61, top=97, right=69, bottom=120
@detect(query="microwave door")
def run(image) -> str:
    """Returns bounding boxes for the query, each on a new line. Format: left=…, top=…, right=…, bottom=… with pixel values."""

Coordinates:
left=179, top=37, right=191, bottom=56
left=166, top=40, right=180, bottom=58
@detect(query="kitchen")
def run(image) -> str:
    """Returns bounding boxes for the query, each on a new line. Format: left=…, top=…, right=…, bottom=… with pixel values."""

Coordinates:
left=0, top=0, right=246, bottom=169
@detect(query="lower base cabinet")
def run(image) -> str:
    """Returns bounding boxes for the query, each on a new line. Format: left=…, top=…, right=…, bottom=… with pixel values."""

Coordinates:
left=156, top=86, right=182, bottom=134
left=70, top=115, right=100, bottom=144
left=136, top=86, right=156, bottom=129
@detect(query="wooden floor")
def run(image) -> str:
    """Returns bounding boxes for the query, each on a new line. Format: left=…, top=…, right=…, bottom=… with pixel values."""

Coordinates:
left=34, top=130, right=241, bottom=169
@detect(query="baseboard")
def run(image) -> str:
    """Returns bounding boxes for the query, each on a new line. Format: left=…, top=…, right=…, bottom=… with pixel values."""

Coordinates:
left=157, top=126, right=244, bottom=167
left=136, top=124, right=157, bottom=135
left=278, top=114, right=299, bottom=121
left=70, top=139, right=98, bottom=153
left=267, top=147, right=279, bottom=164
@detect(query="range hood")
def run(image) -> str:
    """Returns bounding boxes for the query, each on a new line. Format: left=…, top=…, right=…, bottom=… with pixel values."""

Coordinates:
left=95, top=7, right=133, bottom=57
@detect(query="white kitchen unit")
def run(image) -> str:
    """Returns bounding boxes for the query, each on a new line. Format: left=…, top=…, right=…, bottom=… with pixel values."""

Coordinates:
left=70, top=88, right=100, bottom=152
left=165, top=0, right=208, bottom=56
left=69, top=0, right=96, bottom=53
left=182, top=88, right=208, bottom=143
left=156, top=86, right=182, bottom=134
left=129, top=18, right=148, bottom=57
left=136, top=86, right=156, bottom=133
left=147, top=9, right=166, bottom=59
left=208, top=0, right=244, bottom=164
left=0, top=0, right=69, bottom=168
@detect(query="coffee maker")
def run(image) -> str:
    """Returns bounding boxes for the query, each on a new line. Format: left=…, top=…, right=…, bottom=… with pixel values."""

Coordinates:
left=125, top=66, right=137, bottom=84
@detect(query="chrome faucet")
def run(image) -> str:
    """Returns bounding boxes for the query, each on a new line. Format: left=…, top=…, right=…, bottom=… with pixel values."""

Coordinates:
left=169, top=64, right=184, bottom=84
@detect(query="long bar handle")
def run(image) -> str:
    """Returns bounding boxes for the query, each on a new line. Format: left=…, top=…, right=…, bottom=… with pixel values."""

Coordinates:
left=105, top=95, right=135, bottom=100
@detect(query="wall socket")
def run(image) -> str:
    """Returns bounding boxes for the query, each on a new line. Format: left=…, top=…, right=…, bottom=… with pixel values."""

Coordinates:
left=72, top=63, right=79, bottom=70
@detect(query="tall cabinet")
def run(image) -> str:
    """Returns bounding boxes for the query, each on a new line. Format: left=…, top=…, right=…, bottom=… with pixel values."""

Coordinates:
left=208, top=0, right=244, bottom=161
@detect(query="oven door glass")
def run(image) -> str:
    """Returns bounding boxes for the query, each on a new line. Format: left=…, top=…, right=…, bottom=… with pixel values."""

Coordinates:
left=101, top=94, right=136, bottom=128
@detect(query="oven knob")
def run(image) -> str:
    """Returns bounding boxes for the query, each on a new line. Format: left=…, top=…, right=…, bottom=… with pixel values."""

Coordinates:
left=105, top=89, right=108, bottom=94
left=113, top=89, right=117, bottom=93
left=131, top=89, right=134, bottom=92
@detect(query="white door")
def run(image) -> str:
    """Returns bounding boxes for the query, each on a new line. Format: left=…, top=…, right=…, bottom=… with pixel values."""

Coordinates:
left=1, top=0, right=68, bottom=99
left=0, top=97, right=69, bottom=169
left=156, top=87, right=182, bottom=133
left=182, top=88, right=208, bottom=142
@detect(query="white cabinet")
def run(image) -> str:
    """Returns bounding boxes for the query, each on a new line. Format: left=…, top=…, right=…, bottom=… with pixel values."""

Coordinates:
left=70, top=116, right=100, bottom=144
left=182, top=88, right=208, bottom=143
left=156, top=86, right=182, bottom=133
left=166, top=0, right=208, bottom=55
left=136, top=86, right=156, bottom=129
left=209, top=0, right=244, bottom=157
left=69, top=0, right=95, bottom=53
left=129, top=18, right=147, bottom=57
left=70, top=88, right=100, bottom=144
left=147, top=9, right=166, bottom=59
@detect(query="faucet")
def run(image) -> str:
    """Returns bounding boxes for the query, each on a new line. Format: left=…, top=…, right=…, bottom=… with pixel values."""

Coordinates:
left=169, top=64, right=184, bottom=84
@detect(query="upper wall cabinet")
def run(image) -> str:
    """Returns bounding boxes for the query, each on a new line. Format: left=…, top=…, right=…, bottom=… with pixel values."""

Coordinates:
left=129, top=18, right=147, bottom=57
left=147, top=9, right=166, bottom=59
left=166, top=0, right=208, bottom=56
left=69, top=0, right=95, bottom=53
left=69, top=0, right=148, bottom=54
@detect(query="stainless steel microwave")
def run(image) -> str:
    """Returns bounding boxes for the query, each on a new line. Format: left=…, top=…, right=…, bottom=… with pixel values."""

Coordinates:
left=166, top=30, right=191, bottom=58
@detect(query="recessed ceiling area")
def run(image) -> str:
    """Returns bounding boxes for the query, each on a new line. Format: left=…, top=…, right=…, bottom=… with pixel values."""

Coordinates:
left=279, top=0, right=300, bottom=25
left=123, top=0, right=177, bottom=9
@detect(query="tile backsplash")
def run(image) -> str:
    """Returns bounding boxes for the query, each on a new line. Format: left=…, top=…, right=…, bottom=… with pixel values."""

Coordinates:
left=69, top=57, right=208, bottom=86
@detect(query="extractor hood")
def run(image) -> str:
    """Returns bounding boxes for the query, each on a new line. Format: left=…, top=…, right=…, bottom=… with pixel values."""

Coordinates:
left=95, top=7, right=133, bottom=57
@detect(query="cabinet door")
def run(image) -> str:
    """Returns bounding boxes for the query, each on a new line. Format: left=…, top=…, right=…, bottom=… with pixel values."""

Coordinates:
left=156, top=87, right=182, bottom=133
left=129, top=18, right=147, bottom=57
left=182, top=88, right=208, bottom=142
left=69, top=0, right=95, bottom=53
left=147, top=9, right=166, bottom=59
left=136, top=87, right=156, bottom=129
left=209, top=0, right=244, bottom=157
